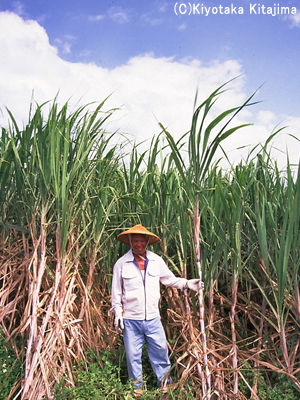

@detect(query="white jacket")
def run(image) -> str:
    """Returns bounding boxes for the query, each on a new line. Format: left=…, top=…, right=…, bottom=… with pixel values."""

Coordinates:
left=111, top=249, right=187, bottom=320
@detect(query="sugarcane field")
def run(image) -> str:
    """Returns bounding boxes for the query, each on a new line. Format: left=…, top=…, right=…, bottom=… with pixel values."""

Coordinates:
left=0, top=83, right=299, bottom=400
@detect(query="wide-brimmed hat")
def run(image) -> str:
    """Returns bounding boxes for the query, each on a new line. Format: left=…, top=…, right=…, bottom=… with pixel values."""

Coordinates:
left=117, top=224, right=160, bottom=245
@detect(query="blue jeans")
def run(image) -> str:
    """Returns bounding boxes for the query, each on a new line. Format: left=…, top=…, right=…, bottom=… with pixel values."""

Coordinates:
left=123, top=318, right=171, bottom=388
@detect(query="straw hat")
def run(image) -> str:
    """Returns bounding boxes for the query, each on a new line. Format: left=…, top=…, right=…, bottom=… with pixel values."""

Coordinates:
left=117, top=224, right=160, bottom=245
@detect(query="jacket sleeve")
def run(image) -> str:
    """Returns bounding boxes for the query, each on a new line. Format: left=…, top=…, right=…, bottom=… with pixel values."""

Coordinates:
left=111, top=261, right=123, bottom=316
left=159, top=259, right=187, bottom=290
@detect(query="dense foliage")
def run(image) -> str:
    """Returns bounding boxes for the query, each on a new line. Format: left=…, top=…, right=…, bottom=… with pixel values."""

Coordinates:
left=0, top=84, right=299, bottom=399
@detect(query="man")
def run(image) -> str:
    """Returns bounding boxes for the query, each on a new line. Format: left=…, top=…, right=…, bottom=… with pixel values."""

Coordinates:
left=111, top=224, right=202, bottom=395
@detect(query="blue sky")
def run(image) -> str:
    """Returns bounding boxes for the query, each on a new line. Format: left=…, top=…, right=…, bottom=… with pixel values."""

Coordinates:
left=2, top=0, right=299, bottom=114
left=0, top=0, right=299, bottom=167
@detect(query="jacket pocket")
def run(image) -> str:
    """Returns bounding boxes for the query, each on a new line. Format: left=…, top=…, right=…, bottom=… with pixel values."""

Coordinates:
left=147, top=265, right=160, bottom=277
left=122, top=267, right=136, bottom=279
left=122, top=265, right=141, bottom=292
left=146, top=266, right=160, bottom=304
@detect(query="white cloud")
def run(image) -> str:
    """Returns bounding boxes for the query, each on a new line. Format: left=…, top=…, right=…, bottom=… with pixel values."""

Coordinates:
left=158, top=2, right=169, bottom=13
left=88, top=14, right=105, bottom=22
left=78, top=49, right=92, bottom=58
left=178, top=23, right=187, bottom=31
left=12, top=1, right=25, bottom=17
left=108, top=7, right=130, bottom=23
left=288, top=10, right=300, bottom=27
left=0, top=11, right=299, bottom=170
left=141, top=13, right=163, bottom=26
left=87, top=7, right=130, bottom=24
left=54, top=34, right=76, bottom=55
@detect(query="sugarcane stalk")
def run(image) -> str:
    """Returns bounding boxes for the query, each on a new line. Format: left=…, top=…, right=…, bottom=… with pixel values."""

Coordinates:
left=253, top=294, right=266, bottom=396
left=208, top=280, right=214, bottom=330
left=295, top=282, right=300, bottom=324
left=183, top=263, right=191, bottom=317
left=279, top=318, right=292, bottom=375
left=194, top=197, right=211, bottom=399
left=230, top=274, right=238, bottom=396
left=177, top=227, right=190, bottom=317
left=23, top=207, right=47, bottom=398
left=193, top=348, right=207, bottom=397
left=230, top=221, right=242, bottom=396
left=22, top=223, right=61, bottom=399
left=78, top=246, right=97, bottom=347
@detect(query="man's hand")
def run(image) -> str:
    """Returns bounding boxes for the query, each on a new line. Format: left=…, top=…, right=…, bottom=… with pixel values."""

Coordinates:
left=114, top=315, right=124, bottom=333
left=186, top=279, right=204, bottom=292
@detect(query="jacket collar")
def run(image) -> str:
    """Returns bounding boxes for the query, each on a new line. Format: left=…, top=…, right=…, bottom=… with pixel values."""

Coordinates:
left=124, top=249, right=156, bottom=262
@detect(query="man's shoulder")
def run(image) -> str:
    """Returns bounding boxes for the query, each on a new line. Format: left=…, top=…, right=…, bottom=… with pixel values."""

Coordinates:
left=146, top=250, right=164, bottom=262
left=114, top=250, right=132, bottom=266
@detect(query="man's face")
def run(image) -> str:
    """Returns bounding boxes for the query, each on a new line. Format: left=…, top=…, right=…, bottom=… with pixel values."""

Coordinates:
left=130, top=234, right=148, bottom=256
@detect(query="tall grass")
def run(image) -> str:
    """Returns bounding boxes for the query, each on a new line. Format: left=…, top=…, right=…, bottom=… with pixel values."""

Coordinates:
left=0, top=86, right=299, bottom=399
